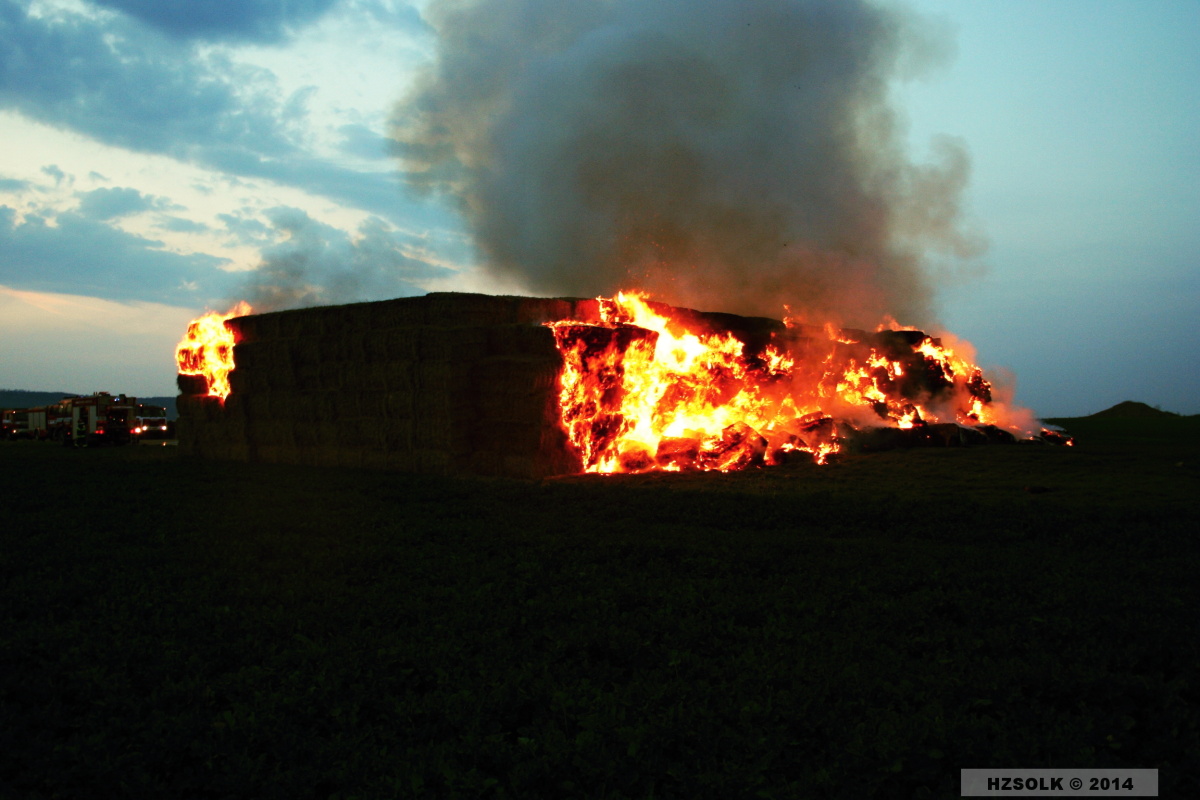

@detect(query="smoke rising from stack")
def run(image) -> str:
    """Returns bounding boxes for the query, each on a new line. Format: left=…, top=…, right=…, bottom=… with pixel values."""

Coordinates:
left=233, top=207, right=451, bottom=313
left=393, top=0, right=982, bottom=326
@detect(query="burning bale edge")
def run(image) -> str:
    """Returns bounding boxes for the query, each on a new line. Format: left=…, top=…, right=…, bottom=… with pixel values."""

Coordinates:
left=177, top=292, right=1061, bottom=479
left=177, top=293, right=587, bottom=479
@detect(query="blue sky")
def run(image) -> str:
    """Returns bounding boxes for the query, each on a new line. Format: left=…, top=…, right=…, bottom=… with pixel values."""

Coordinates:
left=1, top=0, right=1197, bottom=416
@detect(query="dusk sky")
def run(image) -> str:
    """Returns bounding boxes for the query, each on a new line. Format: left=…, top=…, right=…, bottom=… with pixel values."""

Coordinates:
left=1, top=0, right=1197, bottom=417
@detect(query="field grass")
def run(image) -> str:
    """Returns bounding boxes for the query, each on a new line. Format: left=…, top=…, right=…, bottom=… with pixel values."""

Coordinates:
left=2, top=416, right=1198, bottom=799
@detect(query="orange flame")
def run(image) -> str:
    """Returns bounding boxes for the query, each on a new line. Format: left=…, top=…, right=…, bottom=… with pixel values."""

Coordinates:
left=175, top=302, right=252, bottom=401
left=548, top=292, right=1033, bottom=473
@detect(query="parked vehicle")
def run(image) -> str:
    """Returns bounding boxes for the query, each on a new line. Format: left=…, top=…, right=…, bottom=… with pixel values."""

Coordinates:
left=2, top=408, right=31, bottom=440
left=27, top=400, right=73, bottom=441
left=132, top=403, right=172, bottom=441
left=63, top=393, right=137, bottom=447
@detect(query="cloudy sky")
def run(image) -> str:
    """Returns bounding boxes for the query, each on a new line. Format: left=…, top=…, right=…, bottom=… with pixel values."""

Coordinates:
left=1, top=0, right=1196, bottom=417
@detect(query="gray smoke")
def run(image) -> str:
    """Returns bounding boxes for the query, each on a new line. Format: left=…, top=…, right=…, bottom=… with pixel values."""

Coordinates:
left=393, top=0, right=981, bottom=326
left=234, top=207, right=452, bottom=312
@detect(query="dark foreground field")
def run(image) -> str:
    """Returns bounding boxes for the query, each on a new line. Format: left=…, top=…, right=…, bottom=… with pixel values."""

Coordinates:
left=3, top=415, right=1198, bottom=799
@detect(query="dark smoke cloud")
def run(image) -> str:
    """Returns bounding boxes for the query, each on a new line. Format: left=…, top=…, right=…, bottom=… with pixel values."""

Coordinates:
left=234, top=207, right=454, bottom=312
left=393, top=0, right=981, bottom=325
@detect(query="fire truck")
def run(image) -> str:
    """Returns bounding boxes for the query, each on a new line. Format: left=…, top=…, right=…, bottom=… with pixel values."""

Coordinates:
left=6, top=393, right=152, bottom=445
left=132, top=403, right=171, bottom=441
left=2, top=408, right=31, bottom=439
left=62, top=393, right=137, bottom=447
left=26, top=399, right=72, bottom=441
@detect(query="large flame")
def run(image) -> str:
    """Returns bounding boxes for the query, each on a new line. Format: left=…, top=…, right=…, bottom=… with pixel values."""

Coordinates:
left=175, top=302, right=252, bottom=401
left=175, top=293, right=1053, bottom=472
left=548, top=292, right=1035, bottom=473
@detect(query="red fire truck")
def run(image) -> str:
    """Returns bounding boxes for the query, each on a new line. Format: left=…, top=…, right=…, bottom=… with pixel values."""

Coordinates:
left=6, top=393, right=154, bottom=445
left=26, top=399, right=73, bottom=441
left=2, top=408, right=31, bottom=439
left=61, top=393, right=137, bottom=447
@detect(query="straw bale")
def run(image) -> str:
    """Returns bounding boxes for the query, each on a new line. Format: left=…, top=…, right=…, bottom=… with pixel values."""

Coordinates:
left=361, top=330, right=394, bottom=363
left=288, top=393, right=316, bottom=420
left=413, top=392, right=475, bottom=419
left=359, top=450, right=390, bottom=471
left=313, top=307, right=350, bottom=339
left=176, top=394, right=203, bottom=420
left=292, top=423, right=318, bottom=448
left=466, top=450, right=507, bottom=476
left=870, top=329, right=929, bottom=359
left=191, top=395, right=224, bottom=423
left=253, top=444, right=279, bottom=464
left=481, top=421, right=542, bottom=452
left=230, top=369, right=259, bottom=396
left=381, top=419, right=414, bottom=450
left=215, top=417, right=246, bottom=444
left=287, top=363, right=317, bottom=388
left=477, top=355, right=561, bottom=393
left=358, top=391, right=387, bottom=418
left=479, top=397, right=559, bottom=428
left=332, top=333, right=368, bottom=365
left=220, top=393, right=248, bottom=420
left=415, top=325, right=490, bottom=362
left=423, top=292, right=521, bottom=327
left=501, top=455, right=538, bottom=480
left=317, top=361, right=345, bottom=390
left=417, top=360, right=473, bottom=395
left=382, top=362, right=413, bottom=393
left=360, top=296, right=428, bottom=329
left=177, top=374, right=209, bottom=396
left=332, top=418, right=363, bottom=447
left=305, top=446, right=340, bottom=468
left=383, top=329, right=419, bottom=361
left=274, top=307, right=328, bottom=340
left=516, top=297, right=575, bottom=325
left=224, top=315, right=256, bottom=342
left=336, top=448, right=364, bottom=469
left=348, top=361, right=384, bottom=392
left=482, top=325, right=560, bottom=358
left=414, top=416, right=473, bottom=453
left=385, top=450, right=420, bottom=472
left=287, top=339, right=322, bottom=368
left=225, top=443, right=252, bottom=462
left=231, top=341, right=263, bottom=371
left=255, top=357, right=291, bottom=389
left=570, top=298, right=603, bottom=323
left=323, top=392, right=356, bottom=417
left=416, top=448, right=452, bottom=475
left=244, top=313, right=280, bottom=341
left=268, top=393, right=297, bottom=418
left=237, top=393, right=269, bottom=419
left=310, top=422, right=338, bottom=447
left=248, top=421, right=278, bottom=445
left=413, top=418, right=449, bottom=449
left=384, top=390, right=414, bottom=418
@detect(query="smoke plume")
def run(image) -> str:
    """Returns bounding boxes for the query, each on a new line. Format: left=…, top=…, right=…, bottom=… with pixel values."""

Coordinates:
left=393, top=0, right=981, bottom=326
left=234, top=207, right=452, bottom=312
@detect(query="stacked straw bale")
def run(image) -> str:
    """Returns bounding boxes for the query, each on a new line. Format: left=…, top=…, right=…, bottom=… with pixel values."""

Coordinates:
left=177, top=293, right=587, bottom=478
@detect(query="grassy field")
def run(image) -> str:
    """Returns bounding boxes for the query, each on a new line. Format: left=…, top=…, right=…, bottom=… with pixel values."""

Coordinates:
left=2, top=414, right=1198, bottom=798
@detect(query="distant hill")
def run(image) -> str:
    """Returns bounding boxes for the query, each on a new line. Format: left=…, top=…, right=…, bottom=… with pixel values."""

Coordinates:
left=1, top=389, right=177, bottom=419
left=0, top=389, right=77, bottom=409
left=1089, top=401, right=1179, bottom=419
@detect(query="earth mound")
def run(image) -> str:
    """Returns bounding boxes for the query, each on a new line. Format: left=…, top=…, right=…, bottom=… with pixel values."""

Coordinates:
left=1089, top=401, right=1178, bottom=419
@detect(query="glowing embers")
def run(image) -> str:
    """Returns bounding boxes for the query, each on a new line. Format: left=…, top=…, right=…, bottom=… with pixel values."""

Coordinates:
left=175, top=302, right=252, bottom=401
left=549, top=293, right=833, bottom=473
left=547, top=292, right=1023, bottom=475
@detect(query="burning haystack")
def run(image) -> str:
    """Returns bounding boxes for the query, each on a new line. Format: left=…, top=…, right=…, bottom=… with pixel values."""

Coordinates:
left=176, top=292, right=1062, bottom=479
